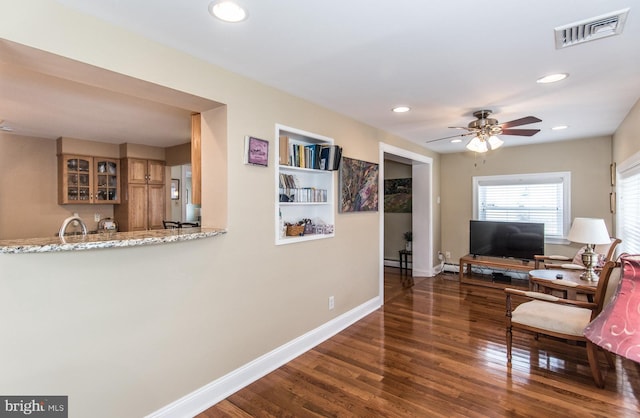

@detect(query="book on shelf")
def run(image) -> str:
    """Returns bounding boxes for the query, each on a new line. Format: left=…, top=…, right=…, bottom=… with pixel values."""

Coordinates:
left=278, top=186, right=327, bottom=203
left=279, top=173, right=301, bottom=189
left=279, top=136, right=340, bottom=170
left=278, top=136, right=290, bottom=165
left=319, top=145, right=342, bottom=171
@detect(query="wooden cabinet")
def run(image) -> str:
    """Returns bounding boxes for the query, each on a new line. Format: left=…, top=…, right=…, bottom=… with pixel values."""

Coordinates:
left=127, top=158, right=165, bottom=184
left=58, top=154, right=120, bottom=204
left=275, top=124, right=336, bottom=245
left=114, top=158, right=166, bottom=231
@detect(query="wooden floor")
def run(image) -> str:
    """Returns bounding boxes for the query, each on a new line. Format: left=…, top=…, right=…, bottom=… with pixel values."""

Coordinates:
left=198, top=267, right=640, bottom=417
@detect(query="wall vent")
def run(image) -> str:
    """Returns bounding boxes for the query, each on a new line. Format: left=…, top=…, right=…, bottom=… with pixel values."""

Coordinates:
left=555, top=8, right=630, bottom=49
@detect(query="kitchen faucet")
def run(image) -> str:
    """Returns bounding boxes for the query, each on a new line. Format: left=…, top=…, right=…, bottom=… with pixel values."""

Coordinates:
left=58, top=216, right=88, bottom=238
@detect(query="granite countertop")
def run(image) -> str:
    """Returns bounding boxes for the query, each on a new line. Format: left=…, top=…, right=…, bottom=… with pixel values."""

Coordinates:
left=0, top=228, right=226, bottom=254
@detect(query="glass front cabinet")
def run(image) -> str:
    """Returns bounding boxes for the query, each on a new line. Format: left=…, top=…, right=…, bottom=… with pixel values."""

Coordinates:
left=58, top=154, right=120, bottom=204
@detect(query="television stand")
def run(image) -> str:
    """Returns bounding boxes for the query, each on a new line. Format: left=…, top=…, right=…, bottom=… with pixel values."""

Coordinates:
left=459, top=255, right=531, bottom=289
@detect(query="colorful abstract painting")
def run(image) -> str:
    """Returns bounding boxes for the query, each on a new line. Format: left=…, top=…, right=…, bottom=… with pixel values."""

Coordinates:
left=384, top=178, right=412, bottom=213
left=339, top=157, right=379, bottom=212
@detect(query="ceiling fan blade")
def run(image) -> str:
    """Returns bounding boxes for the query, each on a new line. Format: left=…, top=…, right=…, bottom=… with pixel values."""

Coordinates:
left=500, top=116, right=542, bottom=128
left=425, top=132, right=474, bottom=143
left=501, top=128, right=540, bottom=136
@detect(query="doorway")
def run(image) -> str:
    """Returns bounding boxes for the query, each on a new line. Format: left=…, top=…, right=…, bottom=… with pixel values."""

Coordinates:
left=379, top=143, right=434, bottom=300
left=169, top=164, right=200, bottom=224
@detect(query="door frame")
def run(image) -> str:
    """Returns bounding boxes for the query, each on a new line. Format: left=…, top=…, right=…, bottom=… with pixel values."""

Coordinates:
left=379, top=143, right=434, bottom=300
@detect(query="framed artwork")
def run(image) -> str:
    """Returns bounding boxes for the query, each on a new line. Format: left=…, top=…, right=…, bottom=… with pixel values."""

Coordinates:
left=384, top=178, right=412, bottom=213
left=170, top=179, right=180, bottom=200
left=339, top=157, right=379, bottom=213
left=244, top=136, right=269, bottom=167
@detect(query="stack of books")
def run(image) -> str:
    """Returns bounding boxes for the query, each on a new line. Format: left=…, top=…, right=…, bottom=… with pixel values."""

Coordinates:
left=279, top=136, right=342, bottom=170
left=278, top=173, right=327, bottom=202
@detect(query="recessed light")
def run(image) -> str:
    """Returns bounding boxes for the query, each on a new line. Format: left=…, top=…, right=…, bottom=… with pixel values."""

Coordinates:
left=536, top=73, right=569, bottom=84
left=552, top=125, right=569, bottom=130
left=392, top=106, right=410, bottom=113
left=451, top=139, right=462, bottom=143
left=209, top=1, right=247, bottom=23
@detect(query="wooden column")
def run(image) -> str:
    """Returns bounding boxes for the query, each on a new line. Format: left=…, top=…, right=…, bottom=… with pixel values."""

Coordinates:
left=191, top=113, right=201, bottom=205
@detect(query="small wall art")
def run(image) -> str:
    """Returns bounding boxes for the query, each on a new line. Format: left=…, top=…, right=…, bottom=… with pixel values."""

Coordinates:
left=384, top=178, right=412, bottom=213
left=170, top=179, right=180, bottom=200
left=244, top=136, right=269, bottom=167
left=339, top=156, right=379, bottom=212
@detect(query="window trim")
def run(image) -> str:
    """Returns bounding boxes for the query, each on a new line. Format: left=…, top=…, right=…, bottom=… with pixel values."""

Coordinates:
left=472, top=172, right=571, bottom=244
left=616, top=150, right=640, bottom=253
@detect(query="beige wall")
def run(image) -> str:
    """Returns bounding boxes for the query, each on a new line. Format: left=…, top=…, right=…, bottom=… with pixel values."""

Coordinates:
left=0, top=133, right=115, bottom=239
left=164, top=142, right=191, bottom=167
left=58, top=136, right=120, bottom=158
left=0, top=134, right=176, bottom=239
left=613, top=98, right=640, bottom=164
left=440, top=136, right=614, bottom=262
left=383, top=160, right=412, bottom=260
left=0, top=2, right=439, bottom=417
left=612, top=98, right=640, bottom=238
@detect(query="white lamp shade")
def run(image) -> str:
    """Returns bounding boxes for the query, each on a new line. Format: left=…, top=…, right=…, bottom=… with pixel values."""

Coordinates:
left=567, top=217, right=611, bottom=244
left=487, top=135, right=504, bottom=150
left=466, top=136, right=488, bottom=153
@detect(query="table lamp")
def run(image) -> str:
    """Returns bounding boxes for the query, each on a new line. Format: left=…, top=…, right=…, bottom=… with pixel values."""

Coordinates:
left=584, top=254, right=640, bottom=363
left=566, top=217, right=611, bottom=281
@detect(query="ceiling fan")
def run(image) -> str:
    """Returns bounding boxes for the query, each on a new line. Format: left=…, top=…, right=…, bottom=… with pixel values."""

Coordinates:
left=426, top=110, right=542, bottom=153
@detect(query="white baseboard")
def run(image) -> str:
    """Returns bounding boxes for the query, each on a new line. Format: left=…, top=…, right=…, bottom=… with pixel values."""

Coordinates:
left=383, top=259, right=403, bottom=268
left=146, top=296, right=382, bottom=418
left=384, top=259, right=441, bottom=277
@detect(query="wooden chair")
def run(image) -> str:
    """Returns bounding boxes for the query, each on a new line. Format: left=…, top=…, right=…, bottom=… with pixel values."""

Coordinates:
left=533, top=237, right=621, bottom=270
left=162, top=220, right=181, bottom=229
left=179, top=222, right=199, bottom=228
left=505, top=260, right=621, bottom=387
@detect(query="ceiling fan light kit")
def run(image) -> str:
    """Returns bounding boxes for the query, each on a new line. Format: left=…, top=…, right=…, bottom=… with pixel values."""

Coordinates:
left=465, top=134, right=503, bottom=153
left=466, top=136, right=488, bottom=153
left=428, top=109, right=542, bottom=153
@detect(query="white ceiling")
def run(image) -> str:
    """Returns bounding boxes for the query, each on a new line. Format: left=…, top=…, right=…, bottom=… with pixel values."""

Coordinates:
left=2, top=1, right=640, bottom=152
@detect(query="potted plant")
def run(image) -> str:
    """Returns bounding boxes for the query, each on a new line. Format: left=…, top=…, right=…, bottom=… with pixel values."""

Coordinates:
left=403, top=231, right=413, bottom=251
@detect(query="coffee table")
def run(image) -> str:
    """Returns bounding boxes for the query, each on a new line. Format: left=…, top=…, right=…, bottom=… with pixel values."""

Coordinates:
left=528, top=269, right=598, bottom=300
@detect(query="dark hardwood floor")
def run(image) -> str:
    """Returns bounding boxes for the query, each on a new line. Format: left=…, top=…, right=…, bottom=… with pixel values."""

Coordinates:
left=198, top=267, right=639, bottom=417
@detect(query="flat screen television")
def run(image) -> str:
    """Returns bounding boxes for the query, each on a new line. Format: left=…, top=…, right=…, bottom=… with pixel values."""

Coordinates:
left=469, top=220, right=544, bottom=261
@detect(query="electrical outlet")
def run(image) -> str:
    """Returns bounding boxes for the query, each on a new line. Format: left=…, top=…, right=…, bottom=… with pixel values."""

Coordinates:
left=445, top=251, right=451, bottom=260
left=94, top=213, right=101, bottom=222
left=328, top=296, right=335, bottom=310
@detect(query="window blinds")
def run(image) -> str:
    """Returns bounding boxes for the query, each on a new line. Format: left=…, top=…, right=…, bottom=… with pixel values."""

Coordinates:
left=476, top=176, right=566, bottom=239
left=619, top=164, right=640, bottom=253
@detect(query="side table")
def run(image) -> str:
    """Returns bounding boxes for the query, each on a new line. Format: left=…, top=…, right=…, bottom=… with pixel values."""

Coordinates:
left=528, top=269, right=597, bottom=301
left=399, top=249, right=412, bottom=275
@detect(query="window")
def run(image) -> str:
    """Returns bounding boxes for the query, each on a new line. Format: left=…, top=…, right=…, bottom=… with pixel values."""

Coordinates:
left=617, top=154, right=640, bottom=253
left=473, top=172, right=571, bottom=243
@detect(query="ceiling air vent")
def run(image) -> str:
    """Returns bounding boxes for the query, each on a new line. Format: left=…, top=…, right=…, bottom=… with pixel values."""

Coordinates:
left=555, top=8, right=630, bottom=49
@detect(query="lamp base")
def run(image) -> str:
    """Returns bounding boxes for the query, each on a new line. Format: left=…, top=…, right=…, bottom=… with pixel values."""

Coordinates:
left=580, top=269, right=599, bottom=282
left=580, top=245, right=599, bottom=282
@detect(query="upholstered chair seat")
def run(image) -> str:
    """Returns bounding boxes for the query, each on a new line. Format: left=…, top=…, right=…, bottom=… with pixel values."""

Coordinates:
left=505, top=261, right=621, bottom=387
